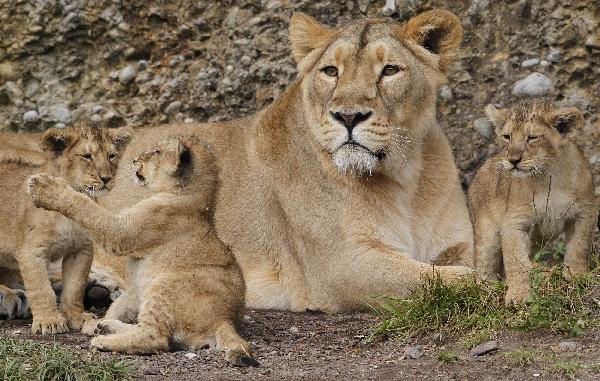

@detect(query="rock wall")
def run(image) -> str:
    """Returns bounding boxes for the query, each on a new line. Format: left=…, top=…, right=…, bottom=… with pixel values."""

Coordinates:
left=1, top=0, right=598, bottom=187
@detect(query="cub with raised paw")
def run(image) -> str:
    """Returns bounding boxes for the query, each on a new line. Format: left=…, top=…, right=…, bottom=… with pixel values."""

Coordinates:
left=0, top=120, right=130, bottom=334
left=469, top=100, right=598, bottom=305
left=29, top=136, right=257, bottom=367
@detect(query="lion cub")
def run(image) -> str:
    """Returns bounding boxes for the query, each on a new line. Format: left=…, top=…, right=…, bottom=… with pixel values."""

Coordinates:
left=28, top=136, right=258, bottom=366
left=469, top=100, right=597, bottom=305
left=0, top=121, right=130, bottom=333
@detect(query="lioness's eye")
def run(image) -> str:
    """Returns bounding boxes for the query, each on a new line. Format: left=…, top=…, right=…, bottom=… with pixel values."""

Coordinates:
left=81, top=153, right=92, bottom=161
left=381, top=65, right=401, bottom=76
left=321, top=66, right=338, bottom=77
left=527, top=135, right=539, bottom=143
left=502, top=134, right=511, bottom=141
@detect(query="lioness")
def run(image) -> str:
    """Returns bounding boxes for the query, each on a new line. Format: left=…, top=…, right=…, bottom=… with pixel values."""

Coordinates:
left=28, top=137, right=257, bottom=366
left=80, top=10, right=473, bottom=313
left=469, top=100, right=598, bottom=305
left=0, top=121, right=130, bottom=333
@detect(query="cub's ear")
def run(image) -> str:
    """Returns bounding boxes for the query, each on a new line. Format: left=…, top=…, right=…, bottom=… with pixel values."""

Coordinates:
left=484, top=104, right=510, bottom=128
left=41, top=128, right=77, bottom=156
left=546, top=107, right=584, bottom=137
left=109, top=126, right=133, bottom=150
left=402, top=9, right=463, bottom=73
left=166, top=138, right=192, bottom=175
left=289, top=13, right=337, bottom=67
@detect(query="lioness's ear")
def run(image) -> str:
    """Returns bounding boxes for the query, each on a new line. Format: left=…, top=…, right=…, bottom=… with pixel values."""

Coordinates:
left=110, top=126, right=133, bottom=150
left=484, top=104, right=510, bottom=128
left=289, top=13, right=336, bottom=65
left=546, top=107, right=583, bottom=137
left=41, top=128, right=76, bottom=156
left=167, top=138, right=192, bottom=175
left=402, top=9, right=463, bottom=73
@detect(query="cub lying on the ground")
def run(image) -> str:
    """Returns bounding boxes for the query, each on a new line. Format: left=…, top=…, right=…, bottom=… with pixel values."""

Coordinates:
left=28, top=136, right=257, bottom=366
left=469, top=100, right=598, bottom=305
left=0, top=121, right=130, bottom=333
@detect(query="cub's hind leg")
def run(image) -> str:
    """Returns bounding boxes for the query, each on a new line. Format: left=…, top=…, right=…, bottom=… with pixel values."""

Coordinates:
left=215, top=322, right=259, bottom=367
left=90, top=325, right=169, bottom=354
left=60, top=247, right=94, bottom=331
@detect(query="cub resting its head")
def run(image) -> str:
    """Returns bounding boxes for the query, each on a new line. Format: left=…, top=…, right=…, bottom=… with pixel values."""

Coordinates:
left=28, top=136, right=258, bottom=366
left=468, top=99, right=598, bottom=305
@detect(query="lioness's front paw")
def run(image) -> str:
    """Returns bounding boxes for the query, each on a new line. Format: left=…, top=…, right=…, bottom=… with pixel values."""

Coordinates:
left=504, top=285, right=531, bottom=306
left=32, top=311, right=69, bottom=335
left=27, top=174, right=68, bottom=210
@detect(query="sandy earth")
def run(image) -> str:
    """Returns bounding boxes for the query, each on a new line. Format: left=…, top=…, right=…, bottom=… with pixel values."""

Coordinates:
left=2, top=309, right=600, bottom=380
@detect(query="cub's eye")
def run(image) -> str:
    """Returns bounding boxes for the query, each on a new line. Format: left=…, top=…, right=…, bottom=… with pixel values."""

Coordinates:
left=501, top=134, right=511, bottom=141
left=108, top=153, right=117, bottom=161
left=527, top=135, right=539, bottom=143
left=152, top=149, right=160, bottom=155
left=381, top=65, right=401, bottom=76
left=81, top=153, right=92, bottom=161
left=321, top=66, right=338, bottom=77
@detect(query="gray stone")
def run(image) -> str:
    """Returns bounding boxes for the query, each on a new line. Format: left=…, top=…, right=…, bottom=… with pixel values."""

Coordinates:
left=381, top=0, right=396, bottom=16
left=546, top=48, right=561, bottom=63
left=92, top=105, right=103, bottom=114
left=585, top=35, right=600, bottom=49
left=289, top=326, right=299, bottom=334
left=50, top=104, right=71, bottom=123
left=539, top=60, right=550, bottom=67
left=164, top=101, right=182, bottom=115
left=54, top=123, right=66, bottom=129
left=559, top=340, right=577, bottom=352
left=118, top=65, right=137, bottom=84
left=23, top=110, right=39, bottom=123
left=521, top=58, right=539, bottom=67
left=404, top=345, right=425, bottom=359
left=512, top=73, right=553, bottom=97
left=474, top=117, right=494, bottom=139
left=468, top=0, right=490, bottom=16
left=439, top=85, right=453, bottom=101
left=470, top=340, right=498, bottom=356
left=137, top=60, right=149, bottom=70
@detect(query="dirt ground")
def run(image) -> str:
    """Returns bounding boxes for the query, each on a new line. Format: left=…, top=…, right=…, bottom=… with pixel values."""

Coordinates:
left=2, top=309, right=600, bottom=380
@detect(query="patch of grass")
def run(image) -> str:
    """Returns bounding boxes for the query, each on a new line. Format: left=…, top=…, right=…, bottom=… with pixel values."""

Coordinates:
left=533, top=241, right=565, bottom=264
left=0, top=337, right=134, bottom=381
left=503, top=348, right=540, bottom=366
left=437, top=350, right=461, bottom=365
left=369, top=266, right=600, bottom=341
left=553, top=359, right=583, bottom=379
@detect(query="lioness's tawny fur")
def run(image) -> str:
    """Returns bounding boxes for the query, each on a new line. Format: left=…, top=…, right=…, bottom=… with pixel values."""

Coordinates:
left=0, top=121, right=130, bottom=333
left=469, top=100, right=598, bottom=305
left=28, top=137, right=257, bottom=366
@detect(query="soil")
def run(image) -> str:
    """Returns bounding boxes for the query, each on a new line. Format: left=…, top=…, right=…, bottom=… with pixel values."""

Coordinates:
left=2, top=310, right=600, bottom=380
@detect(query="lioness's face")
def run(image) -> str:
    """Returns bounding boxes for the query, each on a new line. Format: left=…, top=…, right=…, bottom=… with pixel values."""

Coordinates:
left=42, top=122, right=131, bottom=197
left=486, top=101, right=584, bottom=177
left=291, top=12, right=462, bottom=175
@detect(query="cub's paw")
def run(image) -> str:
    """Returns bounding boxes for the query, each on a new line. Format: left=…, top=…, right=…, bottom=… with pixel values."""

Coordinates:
left=94, top=319, right=131, bottom=335
left=27, top=174, right=69, bottom=210
left=84, top=267, right=124, bottom=309
left=63, top=310, right=96, bottom=331
left=435, top=265, right=474, bottom=280
left=504, top=285, right=531, bottom=307
left=32, top=311, right=69, bottom=335
left=0, top=288, right=31, bottom=320
left=225, top=349, right=261, bottom=368
left=90, top=335, right=116, bottom=352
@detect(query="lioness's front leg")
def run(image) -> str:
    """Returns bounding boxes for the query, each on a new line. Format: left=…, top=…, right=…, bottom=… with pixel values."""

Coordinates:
left=563, top=210, right=597, bottom=278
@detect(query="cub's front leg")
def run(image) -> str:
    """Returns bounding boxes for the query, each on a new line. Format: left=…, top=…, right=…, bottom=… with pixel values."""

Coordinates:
left=500, top=222, right=533, bottom=306
left=563, top=209, right=597, bottom=279
left=27, top=173, right=73, bottom=212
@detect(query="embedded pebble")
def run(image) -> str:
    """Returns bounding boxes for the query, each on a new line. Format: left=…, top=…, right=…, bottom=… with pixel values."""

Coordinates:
left=23, top=110, right=39, bottom=123
left=439, top=85, right=453, bottom=101
left=546, top=48, right=561, bottom=63
left=119, top=65, right=137, bottom=84
left=51, top=104, right=71, bottom=123
left=404, top=345, right=425, bottom=359
left=512, top=73, right=553, bottom=97
left=164, top=101, right=182, bottom=115
left=558, top=340, right=577, bottom=352
left=474, top=117, right=494, bottom=139
left=521, top=58, right=539, bottom=67
left=470, top=340, right=498, bottom=356
left=184, top=352, right=197, bottom=359
left=289, top=326, right=299, bottom=334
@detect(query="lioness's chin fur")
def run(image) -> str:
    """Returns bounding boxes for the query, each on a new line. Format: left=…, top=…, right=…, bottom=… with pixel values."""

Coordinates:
left=82, top=10, right=474, bottom=313
left=470, top=100, right=598, bottom=306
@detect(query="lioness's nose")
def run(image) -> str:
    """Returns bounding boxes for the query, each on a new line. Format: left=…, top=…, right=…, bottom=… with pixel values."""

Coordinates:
left=331, top=111, right=372, bottom=133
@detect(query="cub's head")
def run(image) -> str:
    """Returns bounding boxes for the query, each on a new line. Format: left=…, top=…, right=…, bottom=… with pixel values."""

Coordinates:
left=41, top=121, right=131, bottom=197
left=132, top=136, right=218, bottom=197
left=485, top=100, right=584, bottom=177
left=290, top=10, right=462, bottom=175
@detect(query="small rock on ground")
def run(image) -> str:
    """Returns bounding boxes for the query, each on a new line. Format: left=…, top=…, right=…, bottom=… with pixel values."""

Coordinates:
left=470, top=340, right=498, bottom=357
left=558, top=340, right=577, bottom=352
left=404, top=345, right=425, bottom=359
left=512, top=72, right=553, bottom=97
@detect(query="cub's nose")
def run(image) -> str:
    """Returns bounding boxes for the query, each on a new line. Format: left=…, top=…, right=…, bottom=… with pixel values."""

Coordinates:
left=331, top=111, right=372, bottom=133
left=100, top=176, right=112, bottom=185
left=509, top=157, right=522, bottom=167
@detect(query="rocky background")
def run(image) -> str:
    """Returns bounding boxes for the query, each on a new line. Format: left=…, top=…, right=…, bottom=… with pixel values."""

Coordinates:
left=0, top=0, right=598, bottom=189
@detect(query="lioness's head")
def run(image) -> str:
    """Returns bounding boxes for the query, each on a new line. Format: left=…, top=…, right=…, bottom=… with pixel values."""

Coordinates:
left=132, top=136, right=218, bottom=196
left=485, top=100, right=584, bottom=177
left=290, top=10, right=462, bottom=175
left=41, top=121, right=131, bottom=196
